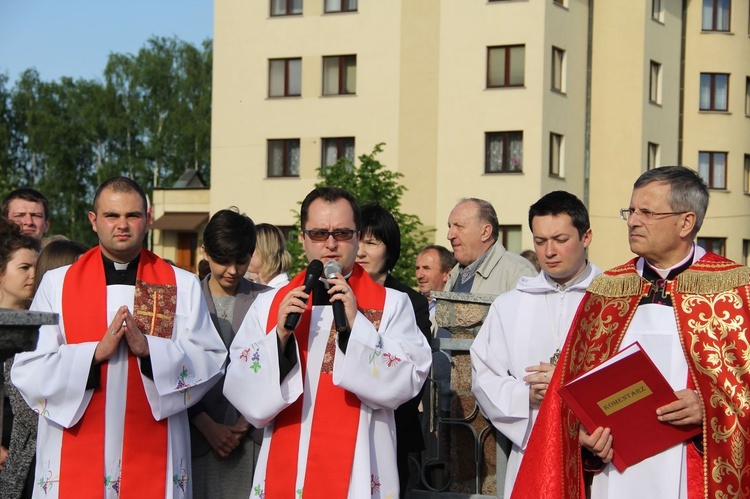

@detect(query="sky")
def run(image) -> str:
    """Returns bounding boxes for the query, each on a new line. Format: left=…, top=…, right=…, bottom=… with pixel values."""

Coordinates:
left=0, top=0, right=213, bottom=84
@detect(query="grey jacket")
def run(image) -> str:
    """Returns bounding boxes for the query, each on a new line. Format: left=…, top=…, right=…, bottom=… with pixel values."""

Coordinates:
left=189, top=276, right=270, bottom=457
left=445, top=242, right=537, bottom=297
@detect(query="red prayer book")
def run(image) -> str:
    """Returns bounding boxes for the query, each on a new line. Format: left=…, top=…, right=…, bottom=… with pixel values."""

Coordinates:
left=558, top=342, right=701, bottom=472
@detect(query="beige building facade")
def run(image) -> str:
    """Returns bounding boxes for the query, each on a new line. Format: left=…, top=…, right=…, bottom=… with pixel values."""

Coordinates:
left=154, top=0, right=750, bottom=273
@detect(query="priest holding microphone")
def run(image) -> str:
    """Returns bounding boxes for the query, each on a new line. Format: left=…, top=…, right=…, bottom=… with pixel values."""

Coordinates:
left=223, top=187, right=431, bottom=499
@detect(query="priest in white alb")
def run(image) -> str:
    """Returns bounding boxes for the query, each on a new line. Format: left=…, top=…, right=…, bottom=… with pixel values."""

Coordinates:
left=470, top=191, right=600, bottom=497
left=223, top=187, right=432, bottom=499
left=12, top=177, right=227, bottom=499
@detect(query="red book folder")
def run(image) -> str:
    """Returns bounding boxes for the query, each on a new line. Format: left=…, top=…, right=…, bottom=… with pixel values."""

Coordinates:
left=558, top=342, right=701, bottom=472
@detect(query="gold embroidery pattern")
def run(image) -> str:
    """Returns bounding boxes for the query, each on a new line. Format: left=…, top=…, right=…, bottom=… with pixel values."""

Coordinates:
left=568, top=296, right=634, bottom=377
left=679, top=290, right=750, bottom=498
left=133, top=281, right=177, bottom=339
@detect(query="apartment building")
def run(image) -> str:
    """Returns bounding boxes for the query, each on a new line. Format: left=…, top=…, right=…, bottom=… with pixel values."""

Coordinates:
left=152, top=0, right=750, bottom=272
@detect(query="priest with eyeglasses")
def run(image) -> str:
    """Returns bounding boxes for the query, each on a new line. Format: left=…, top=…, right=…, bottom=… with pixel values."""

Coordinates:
left=223, top=187, right=431, bottom=499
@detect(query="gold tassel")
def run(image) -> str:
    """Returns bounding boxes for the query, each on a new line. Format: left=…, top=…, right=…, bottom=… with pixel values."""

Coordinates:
left=676, top=267, right=750, bottom=294
left=587, top=273, right=645, bottom=298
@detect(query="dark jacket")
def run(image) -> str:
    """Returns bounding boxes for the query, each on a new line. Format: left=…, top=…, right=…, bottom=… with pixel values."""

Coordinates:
left=384, top=274, right=431, bottom=452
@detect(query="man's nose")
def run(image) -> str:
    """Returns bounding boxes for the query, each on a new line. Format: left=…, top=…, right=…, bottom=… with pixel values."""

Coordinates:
left=21, top=214, right=35, bottom=225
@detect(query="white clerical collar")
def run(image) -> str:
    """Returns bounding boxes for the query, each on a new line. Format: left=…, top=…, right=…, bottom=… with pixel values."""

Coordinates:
left=113, top=261, right=130, bottom=271
left=637, top=243, right=704, bottom=279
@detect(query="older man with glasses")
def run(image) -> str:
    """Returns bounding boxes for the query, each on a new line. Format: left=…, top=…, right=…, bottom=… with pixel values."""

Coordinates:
left=512, top=166, right=750, bottom=499
left=224, top=187, right=431, bottom=499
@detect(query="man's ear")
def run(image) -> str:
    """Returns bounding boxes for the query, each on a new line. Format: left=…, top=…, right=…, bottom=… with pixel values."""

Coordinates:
left=88, top=211, right=97, bottom=233
left=480, top=223, right=493, bottom=243
left=679, top=212, right=696, bottom=238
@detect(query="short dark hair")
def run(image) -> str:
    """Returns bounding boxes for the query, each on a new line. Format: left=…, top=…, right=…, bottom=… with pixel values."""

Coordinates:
left=93, top=177, right=148, bottom=214
left=633, top=166, right=709, bottom=237
left=419, top=245, right=456, bottom=273
left=360, top=203, right=401, bottom=273
left=0, top=217, right=41, bottom=274
left=300, top=187, right=361, bottom=231
left=528, top=191, right=590, bottom=239
left=2, top=187, right=50, bottom=220
left=202, top=207, right=256, bottom=264
left=33, top=238, right=89, bottom=294
left=459, top=198, right=499, bottom=242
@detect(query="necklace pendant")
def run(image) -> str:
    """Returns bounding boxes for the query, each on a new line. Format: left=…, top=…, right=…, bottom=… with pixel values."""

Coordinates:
left=550, top=348, right=560, bottom=366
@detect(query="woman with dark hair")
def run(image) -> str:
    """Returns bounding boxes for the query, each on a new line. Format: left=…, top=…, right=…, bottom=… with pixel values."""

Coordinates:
left=190, top=207, right=270, bottom=499
left=0, top=218, right=40, bottom=499
left=355, top=203, right=432, bottom=497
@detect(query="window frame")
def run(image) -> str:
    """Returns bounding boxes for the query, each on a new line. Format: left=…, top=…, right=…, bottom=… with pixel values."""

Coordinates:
left=324, top=0, right=357, bottom=13
left=699, top=73, right=729, bottom=111
left=498, top=225, right=523, bottom=254
left=649, top=61, right=662, bottom=104
left=552, top=46, right=566, bottom=93
left=485, top=131, right=524, bottom=173
left=268, top=58, right=302, bottom=98
left=745, top=76, right=750, bottom=116
left=697, top=237, right=726, bottom=256
left=698, top=151, right=728, bottom=189
left=701, top=0, right=731, bottom=32
left=270, top=0, right=303, bottom=17
left=744, top=154, right=750, bottom=194
left=549, top=132, right=564, bottom=177
left=651, top=0, right=664, bottom=22
left=267, top=139, right=301, bottom=178
left=321, top=137, right=355, bottom=167
left=648, top=142, right=660, bottom=170
left=487, top=45, right=525, bottom=89
left=322, top=55, right=357, bottom=96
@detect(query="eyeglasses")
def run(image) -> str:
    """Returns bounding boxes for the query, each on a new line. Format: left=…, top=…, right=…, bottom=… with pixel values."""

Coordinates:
left=620, top=208, right=687, bottom=223
left=302, top=228, right=358, bottom=241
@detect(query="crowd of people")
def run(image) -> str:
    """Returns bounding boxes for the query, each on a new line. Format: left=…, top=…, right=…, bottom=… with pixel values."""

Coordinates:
left=0, top=165, right=746, bottom=498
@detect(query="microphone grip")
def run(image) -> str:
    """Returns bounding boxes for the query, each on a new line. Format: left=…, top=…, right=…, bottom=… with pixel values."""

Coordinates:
left=331, top=299, right=349, bottom=334
left=284, top=311, right=302, bottom=332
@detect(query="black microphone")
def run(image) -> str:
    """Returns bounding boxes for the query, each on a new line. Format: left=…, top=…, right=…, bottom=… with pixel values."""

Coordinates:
left=283, top=259, right=324, bottom=331
left=324, top=260, right=350, bottom=334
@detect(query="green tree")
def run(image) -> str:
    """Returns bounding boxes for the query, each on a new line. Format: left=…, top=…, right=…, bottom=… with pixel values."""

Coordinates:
left=289, top=143, right=431, bottom=287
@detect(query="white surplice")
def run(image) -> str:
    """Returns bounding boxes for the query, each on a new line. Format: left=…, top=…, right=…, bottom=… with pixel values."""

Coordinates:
left=223, top=286, right=432, bottom=499
left=11, top=265, right=228, bottom=499
left=589, top=248, right=704, bottom=499
left=470, top=264, right=601, bottom=498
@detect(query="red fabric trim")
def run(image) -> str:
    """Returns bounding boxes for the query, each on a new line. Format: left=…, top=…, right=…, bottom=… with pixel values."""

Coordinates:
left=264, top=264, right=386, bottom=498
left=60, top=248, right=173, bottom=498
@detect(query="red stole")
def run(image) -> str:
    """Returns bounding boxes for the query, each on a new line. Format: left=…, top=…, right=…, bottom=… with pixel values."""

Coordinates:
left=60, top=247, right=176, bottom=498
left=264, top=264, right=386, bottom=499
left=512, top=253, right=750, bottom=499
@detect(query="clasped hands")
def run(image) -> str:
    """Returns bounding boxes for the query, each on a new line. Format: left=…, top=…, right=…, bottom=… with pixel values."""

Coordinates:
left=579, top=388, right=703, bottom=462
left=524, top=361, right=555, bottom=407
left=94, top=305, right=150, bottom=363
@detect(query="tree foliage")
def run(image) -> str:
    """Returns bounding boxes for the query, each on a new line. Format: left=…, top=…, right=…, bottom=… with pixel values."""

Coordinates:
left=0, top=36, right=212, bottom=246
left=289, top=144, right=431, bottom=287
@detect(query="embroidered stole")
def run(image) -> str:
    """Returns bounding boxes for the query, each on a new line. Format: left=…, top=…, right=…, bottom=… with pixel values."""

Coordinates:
left=60, top=247, right=176, bottom=498
left=265, top=264, right=385, bottom=499
left=512, top=253, right=750, bottom=499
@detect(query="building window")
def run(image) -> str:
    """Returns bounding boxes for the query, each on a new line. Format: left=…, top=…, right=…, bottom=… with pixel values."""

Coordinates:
left=485, top=132, right=523, bottom=173
left=271, top=0, right=303, bottom=16
left=487, top=45, right=525, bottom=88
left=268, top=139, right=300, bottom=177
left=553, top=0, right=567, bottom=6
left=550, top=133, right=564, bottom=177
left=324, top=0, right=357, bottom=12
left=648, top=142, right=660, bottom=170
left=321, top=137, right=355, bottom=167
left=701, top=0, right=730, bottom=31
left=552, top=47, right=566, bottom=93
left=697, top=237, right=726, bottom=256
left=698, top=151, right=727, bottom=189
left=700, top=73, right=729, bottom=111
left=499, top=225, right=522, bottom=254
left=649, top=61, right=662, bottom=104
left=744, top=154, right=750, bottom=194
left=745, top=77, right=750, bottom=115
left=744, top=240, right=750, bottom=266
left=652, top=0, right=664, bottom=22
left=269, top=58, right=302, bottom=97
left=322, top=55, right=356, bottom=95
